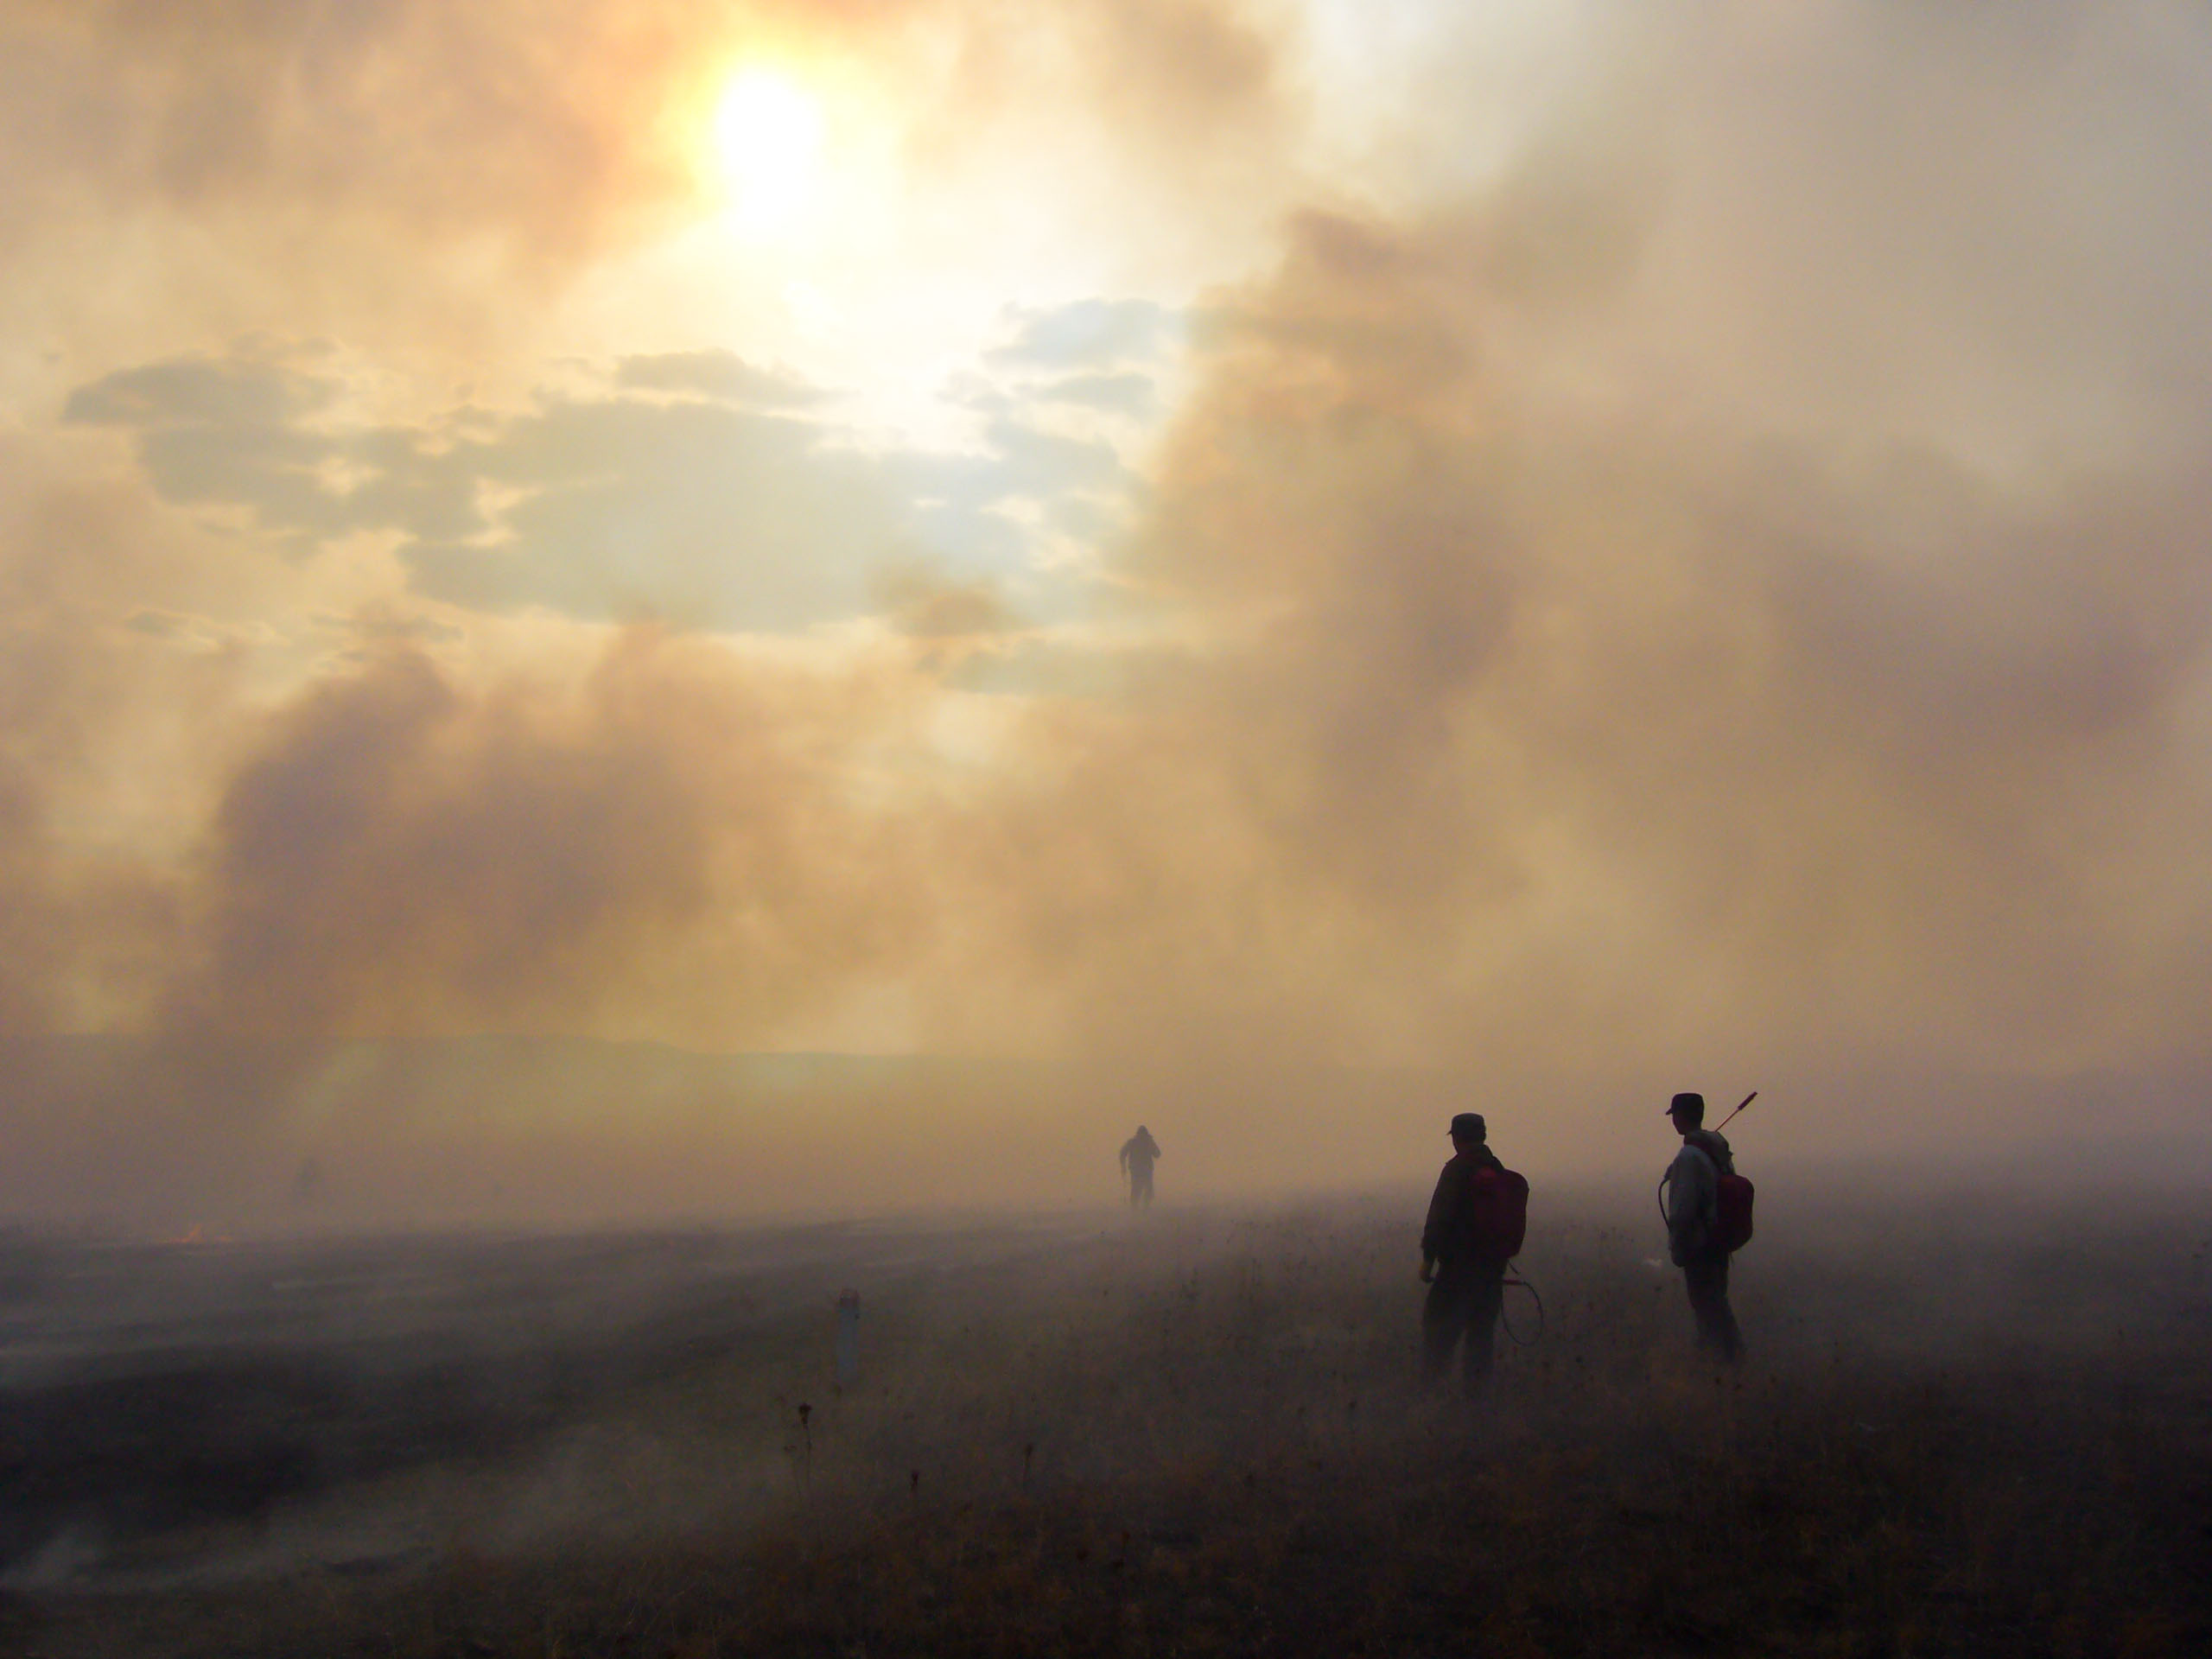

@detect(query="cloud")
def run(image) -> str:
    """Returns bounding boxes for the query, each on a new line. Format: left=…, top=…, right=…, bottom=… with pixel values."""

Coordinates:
left=399, top=397, right=906, bottom=630
left=64, top=350, right=481, bottom=555
left=64, top=334, right=1147, bottom=629
left=987, top=299, right=1176, bottom=371
left=60, top=355, right=331, bottom=429
left=1030, top=372, right=1159, bottom=419
left=875, top=566, right=1017, bottom=639
left=612, top=352, right=822, bottom=408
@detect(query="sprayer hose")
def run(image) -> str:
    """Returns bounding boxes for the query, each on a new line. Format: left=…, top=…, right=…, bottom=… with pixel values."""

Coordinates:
left=1500, top=1268, right=1545, bottom=1347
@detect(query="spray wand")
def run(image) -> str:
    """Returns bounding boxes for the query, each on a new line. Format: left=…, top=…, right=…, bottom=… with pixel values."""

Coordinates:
left=1713, top=1090, right=1758, bottom=1133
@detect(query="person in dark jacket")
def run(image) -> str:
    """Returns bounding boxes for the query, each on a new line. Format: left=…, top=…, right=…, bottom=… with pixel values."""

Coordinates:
left=1421, top=1112, right=1513, bottom=1393
left=1119, top=1125, right=1161, bottom=1208
left=1660, top=1091, right=1744, bottom=1361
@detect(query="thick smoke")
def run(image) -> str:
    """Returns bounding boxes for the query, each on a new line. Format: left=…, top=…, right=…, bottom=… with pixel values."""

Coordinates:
left=6, top=0, right=2212, bottom=1218
left=1065, top=206, right=2212, bottom=1075
left=0, top=0, right=1294, bottom=335
left=181, top=629, right=943, bottom=1046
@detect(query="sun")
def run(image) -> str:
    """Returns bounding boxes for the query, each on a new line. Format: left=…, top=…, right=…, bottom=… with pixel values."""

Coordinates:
left=711, top=68, right=827, bottom=238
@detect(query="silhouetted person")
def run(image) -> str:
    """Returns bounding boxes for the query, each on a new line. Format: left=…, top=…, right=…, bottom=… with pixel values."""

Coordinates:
left=1661, top=1091, right=1745, bottom=1362
left=1119, top=1125, right=1161, bottom=1208
left=1421, top=1112, right=1525, bottom=1394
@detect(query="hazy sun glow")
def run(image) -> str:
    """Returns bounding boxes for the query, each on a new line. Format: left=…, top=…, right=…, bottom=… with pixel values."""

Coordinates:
left=712, top=69, right=826, bottom=237
left=11, top=0, right=2212, bottom=1223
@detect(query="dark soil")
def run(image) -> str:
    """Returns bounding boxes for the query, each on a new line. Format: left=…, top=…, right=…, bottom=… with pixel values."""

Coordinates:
left=5, top=1196, right=2209, bottom=1657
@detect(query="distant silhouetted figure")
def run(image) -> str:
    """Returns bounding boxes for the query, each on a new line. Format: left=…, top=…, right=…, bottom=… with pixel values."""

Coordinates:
left=835, top=1288, right=861, bottom=1389
left=1421, top=1112, right=1528, bottom=1394
left=1661, top=1091, right=1745, bottom=1362
left=1119, top=1125, right=1161, bottom=1208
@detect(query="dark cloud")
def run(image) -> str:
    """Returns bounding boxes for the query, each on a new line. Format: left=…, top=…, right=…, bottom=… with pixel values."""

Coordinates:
left=65, top=351, right=480, bottom=555
left=61, top=355, right=331, bottom=429
left=121, top=608, right=188, bottom=639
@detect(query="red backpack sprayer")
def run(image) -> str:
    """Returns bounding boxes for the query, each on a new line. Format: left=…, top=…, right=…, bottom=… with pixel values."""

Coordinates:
left=1456, top=1160, right=1545, bottom=1347
left=1657, top=1090, right=1758, bottom=1253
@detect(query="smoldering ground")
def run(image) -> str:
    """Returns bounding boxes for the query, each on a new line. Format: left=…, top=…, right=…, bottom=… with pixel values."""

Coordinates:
left=2, top=1184, right=2209, bottom=1656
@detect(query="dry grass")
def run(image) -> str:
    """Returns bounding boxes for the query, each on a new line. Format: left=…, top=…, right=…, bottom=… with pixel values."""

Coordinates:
left=9, top=1192, right=2211, bottom=1656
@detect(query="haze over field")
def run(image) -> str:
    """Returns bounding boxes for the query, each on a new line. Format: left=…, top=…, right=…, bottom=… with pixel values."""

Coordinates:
left=5, top=0, right=2212, bottom=1223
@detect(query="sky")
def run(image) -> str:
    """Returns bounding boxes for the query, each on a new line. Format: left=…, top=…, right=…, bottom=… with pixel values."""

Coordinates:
left=4, top=0, right=2212, bottom=1219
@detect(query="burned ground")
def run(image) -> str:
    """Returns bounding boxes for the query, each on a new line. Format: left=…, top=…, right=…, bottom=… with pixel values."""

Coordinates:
left=1, top=1186, right=2209, bottom=1656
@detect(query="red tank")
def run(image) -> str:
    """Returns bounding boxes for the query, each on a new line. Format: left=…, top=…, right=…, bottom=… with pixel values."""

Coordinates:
left=1714, top=1171, right=1755, bottom=1253
left=1465, top=1165, right=1529, bottom=1259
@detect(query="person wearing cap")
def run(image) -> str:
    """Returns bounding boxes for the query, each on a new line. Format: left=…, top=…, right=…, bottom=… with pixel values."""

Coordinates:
left=1119, top=1124, right=1161, bottom=1209
left=1661, top=1091, right=1744, bottom=1361
left=1420, top=1112, right=1514, bottom=1393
